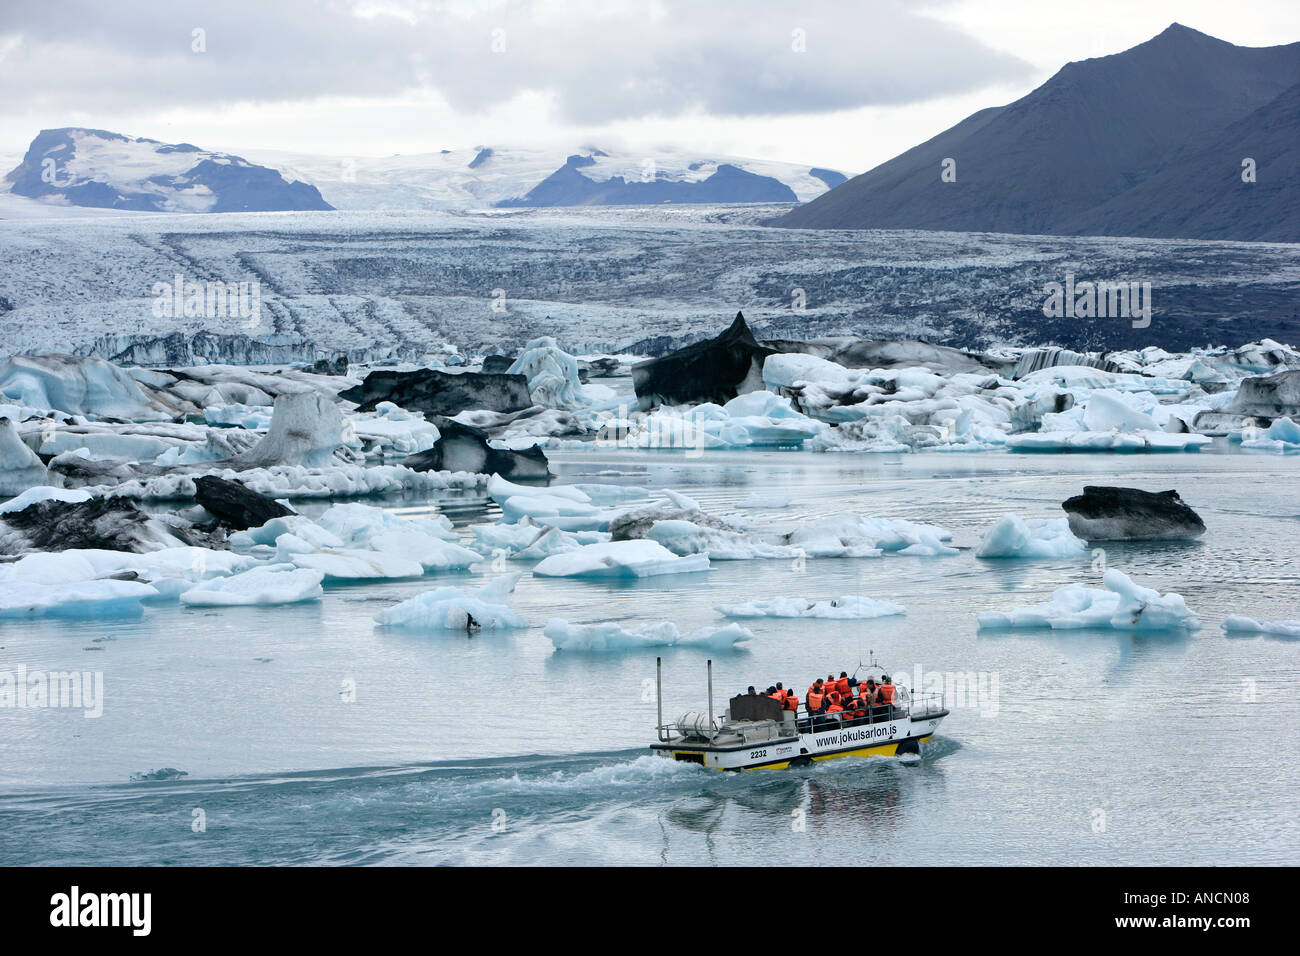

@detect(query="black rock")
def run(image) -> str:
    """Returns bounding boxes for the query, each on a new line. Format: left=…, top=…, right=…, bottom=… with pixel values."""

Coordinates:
left=339, top=368, right=532, bottom=417
left=308, top=354, right=349, bottom=376
left=403, top=417, right=550, bottom=479
left=194, top=475, right=295, bottom=531
left=632, top=312, right=776, bottom=409
left=1062, top=486, right=1206, bottom=541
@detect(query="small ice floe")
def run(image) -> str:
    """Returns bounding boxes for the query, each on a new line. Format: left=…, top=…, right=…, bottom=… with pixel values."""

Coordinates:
left=975, top=515, right=1087, bottom=559
left=1222, top=616, right=1300, bottom=638
left=647, top=520, right=800, bottom=560
left=0, top=578, right=159, bottom=619
left=1240, top=417, right=1300, bottom=453
left=374, top=574, right=530, bottom=631
left=545, top=619, right=753, bottom=652
left=290, top=550, right=426, bottom=581
left=179, top=565, right=325, bottom=607
left=977, top=569, right=1200, bottom=631
left=0, top=485, right=91, bottom=515
left=781, top=513, right=955, bottom=558
left=532, top=540, right=710, bottom=578
left=1061, top=486, right=1205, bottom=541
left=715, top=595, right=906, bottom=619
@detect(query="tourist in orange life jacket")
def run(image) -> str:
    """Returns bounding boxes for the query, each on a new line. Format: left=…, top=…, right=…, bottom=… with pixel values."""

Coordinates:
left=766, top=686, right=781, bottom=701
left=877, top=675, right=896, bottom=707
left=825, top=696, right=845, bottom=724
left=806, top=680, right=825, bottom=712
left=783, top=691, right=799, bottom=712
left=774, top=682, right=787, bottom=702
left=861, top=680, right=878, bottom=706
left=835, top=672, right=851, bottom=697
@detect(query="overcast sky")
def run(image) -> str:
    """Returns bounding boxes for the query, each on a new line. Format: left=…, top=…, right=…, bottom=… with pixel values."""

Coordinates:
left=2, top=0, right=1298, bottom=173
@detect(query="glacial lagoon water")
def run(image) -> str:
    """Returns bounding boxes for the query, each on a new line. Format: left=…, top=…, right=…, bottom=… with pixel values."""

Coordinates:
left=1, top=447, right=1297, bottom=865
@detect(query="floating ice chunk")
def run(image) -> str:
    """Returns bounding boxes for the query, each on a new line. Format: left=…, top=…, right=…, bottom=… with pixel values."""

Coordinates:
left=783, top=513, right=952, bottom=558
left=1241, top=417, right=1300, bottom=452
left=545, top=618, right=753, bottom=652
left=975, top=515, right=1087, bottom=559
left=1008, top=431, right=1211, bottom=452
left=1222, top=616, right=1300, bottom=638
left=350, top=403, right=441, bottom=456
left=367, top=530, right=481, bottom=571
left=508, top=337, right=588, bottom=409
left=203, top=403, right=275, bottom=429
left=661, top=488, right=701, bottom=511
left=647, top=519, right=798, bottom=560
left=0, top=417, right=48, bottom=496
left=533, top=540, right=710, bottom=578
left=977, top=569, right=1200, bottom=631
left=232, top=390, right=349, bottom=469
left=715, top=595, right=906, bottom=619
left=291, top=550, right=426, bottom=580
left=179, top=565, right=325, bottom=606
left=0, top=578, right=159, bottom=619
left=0, top=486, right=91, bottom=515
left=315, top=502, right=458, bottom=547
left=0, top=354, right=174, bottom=420
left=374, top=573, right=530, bottom=630
left=229, top=515, right=345, bottom=551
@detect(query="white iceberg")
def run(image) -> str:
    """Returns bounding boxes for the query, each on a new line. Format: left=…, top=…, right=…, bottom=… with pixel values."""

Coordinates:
left=715, top=595, right=906, bottom=619
left=545, top=619, right=753, bottom=652
left=1222, top=616, right=1300, bottom=638
left=179, top=565, right=325, bottom=606
left=290, top=549, right=426, bottom=580
left=0, top=417, right=48, bottom=496
left=533, top=540, right=710, bottom=578
left=0, top=578, right=159, bottom=619
left=374, top=574, right=530, bottom=630
left=975, top=515, right=1087, bottom=559
left=0, top=485, right=91, bottom=515
left=647, top=519, right=800, bottom=560
left=977, top=569, right=1200, bottom=631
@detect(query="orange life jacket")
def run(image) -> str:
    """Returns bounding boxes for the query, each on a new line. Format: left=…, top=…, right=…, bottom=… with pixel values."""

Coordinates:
left=827, top=703, right=844, bottom=714
left=783, top=694, right=799, bottom=712
left=878, top=683, right=895, bottom=703
left=807, top=690, right=824, bottom=711
left=836, top=677, right=851, bottom=696
left=860, top=687, right=876, bottom=704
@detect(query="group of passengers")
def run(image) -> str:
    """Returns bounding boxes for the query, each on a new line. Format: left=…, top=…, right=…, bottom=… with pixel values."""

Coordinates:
left=742, top=671, right=899, bottom=727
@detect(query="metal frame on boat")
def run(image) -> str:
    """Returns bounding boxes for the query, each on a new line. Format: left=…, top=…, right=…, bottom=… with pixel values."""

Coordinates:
left=650, top=658, right=948, bottom=771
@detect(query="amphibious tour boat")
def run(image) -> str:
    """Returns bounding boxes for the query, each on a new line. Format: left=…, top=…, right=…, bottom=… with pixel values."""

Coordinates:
left=650, top=657, right=948, bottom=771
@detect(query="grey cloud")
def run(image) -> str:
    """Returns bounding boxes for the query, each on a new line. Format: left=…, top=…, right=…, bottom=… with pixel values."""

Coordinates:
left=0, top=0, right=1034, bottom=123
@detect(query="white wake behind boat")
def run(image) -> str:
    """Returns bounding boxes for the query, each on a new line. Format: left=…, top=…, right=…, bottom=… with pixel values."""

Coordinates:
left=650, top=658, right=948, bottom=771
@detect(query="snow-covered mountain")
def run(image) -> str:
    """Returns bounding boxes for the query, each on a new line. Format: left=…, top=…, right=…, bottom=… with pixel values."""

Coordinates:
left=6, top=128, right=334, bottom=213
left=241, top=144, right=848, bottom=209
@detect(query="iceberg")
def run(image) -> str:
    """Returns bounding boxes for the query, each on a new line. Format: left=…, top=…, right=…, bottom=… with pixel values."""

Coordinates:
left=507, top=337, right=588, bottom=409
left=715, top=595, right=906, bottom=619
left=545, top=619, right=753, bottom=652
left=647, top=519, right=798, bottom=560
left=0, top=486, right=91, bottom=515
left=533, top=540, right=710, bottom=578
left=232, top=389, right=350, bottom=469
left=975, top=515, right=1087, bottom=559
left=179, top=565, right=325, bottom=606
left=1221, top=616, right=1300, bottom=638
left=290, top=549, right=426, bottom=581
left=977, top=570, right=1200, bottom=631
left=374, top=574, right=530, bottom=630
left=0, top=417, right=48, bottom=496
left=0, top=578, right=159, bottom=619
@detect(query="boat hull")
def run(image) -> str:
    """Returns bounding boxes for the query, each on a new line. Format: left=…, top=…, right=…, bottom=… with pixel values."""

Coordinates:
left=651, top=710, right=947, bottom=771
